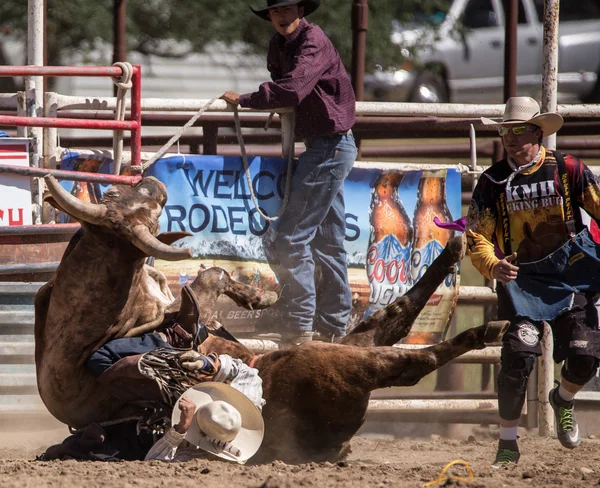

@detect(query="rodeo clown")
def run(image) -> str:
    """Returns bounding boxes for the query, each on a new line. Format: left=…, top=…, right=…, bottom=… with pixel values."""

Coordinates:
left=466, top=97, right=600, bottom=467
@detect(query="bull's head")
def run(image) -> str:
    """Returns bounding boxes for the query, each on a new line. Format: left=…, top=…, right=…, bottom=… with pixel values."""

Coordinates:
left=44, top=175, right=191, bottom=261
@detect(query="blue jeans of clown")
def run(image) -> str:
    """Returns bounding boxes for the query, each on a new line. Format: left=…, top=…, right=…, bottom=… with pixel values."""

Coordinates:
left=263, top=131, right=357, bottom=336
left=504, top=228, right=600, bottom=321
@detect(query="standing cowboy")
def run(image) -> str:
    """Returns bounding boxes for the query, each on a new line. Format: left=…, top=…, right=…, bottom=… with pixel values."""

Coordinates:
left=221, top=0, right=357, bottom=345
left=466, top=97, right=600, bottom=467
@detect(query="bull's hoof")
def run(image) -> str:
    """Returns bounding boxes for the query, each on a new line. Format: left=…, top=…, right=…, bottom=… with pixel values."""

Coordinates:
left=482, top=320, right=510, bottom=344
left=443, top=234, right=466, bottom=265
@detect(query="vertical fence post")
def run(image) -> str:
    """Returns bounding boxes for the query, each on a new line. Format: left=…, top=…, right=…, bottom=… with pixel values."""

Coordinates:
left=26, top=0, right=45, bottom=224
left=203, top=124, right=218, bottom=155
left=130, top=65, right=142, bottom=170
left=541, top=0, right=559, bottom=150
left=43, top=91, right=58, bottom=224
left=524, top=361, right=539, bottom=428
left=538, top=321, right=556, bottom=436
left=16, top=92, right=27, bottom=138
left=351, top=0, right=368, bottom=101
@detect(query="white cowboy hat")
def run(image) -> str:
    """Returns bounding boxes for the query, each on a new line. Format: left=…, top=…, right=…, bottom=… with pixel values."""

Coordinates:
left=481, top=96, right=564, bottom=136
left=171, top=382, right=264, bottom=463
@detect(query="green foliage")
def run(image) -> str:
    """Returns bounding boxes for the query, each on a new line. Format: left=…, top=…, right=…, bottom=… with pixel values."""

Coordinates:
left=0, top=0, right=449, bottom=71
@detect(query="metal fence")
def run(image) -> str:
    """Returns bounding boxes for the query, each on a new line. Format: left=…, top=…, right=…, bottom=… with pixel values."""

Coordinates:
left=3, top=91, right=600, bottom=433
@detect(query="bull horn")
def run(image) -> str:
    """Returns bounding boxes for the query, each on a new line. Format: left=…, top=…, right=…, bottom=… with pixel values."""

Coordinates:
left=131, top=225, right=193, bottom=261
left=44, top=175, right=107, bottom=225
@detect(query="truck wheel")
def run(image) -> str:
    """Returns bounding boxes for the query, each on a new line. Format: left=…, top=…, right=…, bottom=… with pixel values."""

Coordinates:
left=409, top=71, right=449, bottom=103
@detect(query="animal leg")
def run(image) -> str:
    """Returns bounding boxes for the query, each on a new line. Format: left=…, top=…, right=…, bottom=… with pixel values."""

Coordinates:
left=167, top=268, right=278, bottom=324
left=372, top=320, right=509, bottom=389
left=222, top=275, right=278, bottom=311
left=343, top=234, right=466, bottom=347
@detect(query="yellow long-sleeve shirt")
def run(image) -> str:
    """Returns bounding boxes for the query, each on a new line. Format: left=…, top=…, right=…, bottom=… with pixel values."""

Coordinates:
left=466, top=148, right=600, bottom=279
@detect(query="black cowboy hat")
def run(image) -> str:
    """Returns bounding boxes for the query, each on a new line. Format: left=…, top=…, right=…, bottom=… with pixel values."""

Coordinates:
left=250, top=0, right=320, bottom=21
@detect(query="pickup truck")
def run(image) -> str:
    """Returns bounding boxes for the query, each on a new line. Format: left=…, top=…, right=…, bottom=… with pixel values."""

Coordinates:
left=363, top=0, right=600, bottom=104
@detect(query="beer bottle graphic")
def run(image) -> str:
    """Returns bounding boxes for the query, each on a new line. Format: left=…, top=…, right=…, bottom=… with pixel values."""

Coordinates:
left=411, top=169, right=455, bottom=285
left=405, top=169, right=456, bottom=344
left=364, top=171, right=413, bottom=317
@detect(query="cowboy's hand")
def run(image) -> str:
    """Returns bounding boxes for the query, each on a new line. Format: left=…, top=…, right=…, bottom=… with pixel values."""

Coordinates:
left=175, top=396, right=196, bottom=434
left=221, top=91, right=241, bottom=105
left=178, top=351, right=220, bottom=376
left=492, top=252, right=519, bottom=283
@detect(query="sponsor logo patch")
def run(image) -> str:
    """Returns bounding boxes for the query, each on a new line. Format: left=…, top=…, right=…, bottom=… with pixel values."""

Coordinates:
left=570, top=340, right=589, bottom=349
left=517, top=322, right=540, bottom=347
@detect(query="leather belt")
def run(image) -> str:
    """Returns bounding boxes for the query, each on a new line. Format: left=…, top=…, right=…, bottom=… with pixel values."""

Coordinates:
left=303, top=129, right=352, bottom=146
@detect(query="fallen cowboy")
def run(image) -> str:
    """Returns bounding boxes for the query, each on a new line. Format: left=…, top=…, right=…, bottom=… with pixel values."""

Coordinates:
left=36, top=174, right=508, bottom=464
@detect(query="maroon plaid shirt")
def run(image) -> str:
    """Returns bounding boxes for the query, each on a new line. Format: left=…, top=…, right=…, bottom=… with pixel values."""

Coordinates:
left=239, top=18, right=356, bottom=139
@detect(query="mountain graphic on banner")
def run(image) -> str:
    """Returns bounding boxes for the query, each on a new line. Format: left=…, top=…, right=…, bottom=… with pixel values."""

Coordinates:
left=378, top=234, right=410, bottom=263
left=172, top=234, right=367, bottom=266
left=175, top=235, right=267, bottom=261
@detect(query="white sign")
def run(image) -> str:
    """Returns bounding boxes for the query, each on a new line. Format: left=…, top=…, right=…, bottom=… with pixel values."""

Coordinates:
left=0, top=138, right=32, bottom=226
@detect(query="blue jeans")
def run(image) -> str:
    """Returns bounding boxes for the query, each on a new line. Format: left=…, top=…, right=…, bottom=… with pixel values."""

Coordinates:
left=263, top=131, right=357, bottom=336
left=505, top=228, right=600, bottom=320
left=86, top=333, right=171, bottom=376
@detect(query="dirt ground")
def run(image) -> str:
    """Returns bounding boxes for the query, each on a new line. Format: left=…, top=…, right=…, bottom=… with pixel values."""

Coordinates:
left=1, top=425, right=599, bottom=488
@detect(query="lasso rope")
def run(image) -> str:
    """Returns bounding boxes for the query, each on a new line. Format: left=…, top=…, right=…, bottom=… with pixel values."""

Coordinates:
left=232, top=105, right=294, bottom=222
left=130, top=93, right=295, bottom=222
left=111, top=62, right=133, bottom=176
left=423, top=459, right=474, bottom=487
left=133, top=95, right=222, bottom=173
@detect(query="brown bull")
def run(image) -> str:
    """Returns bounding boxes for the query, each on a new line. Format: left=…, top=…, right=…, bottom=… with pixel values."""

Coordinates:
left=36, top=175, right=507, bottom=464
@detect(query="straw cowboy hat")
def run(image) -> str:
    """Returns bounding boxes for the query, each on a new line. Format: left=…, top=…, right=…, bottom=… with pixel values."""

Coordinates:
left=171, top=382, right=264, bottom=463
left=481, top=96, right=564, bottom=136
left=251, top=0, right=320, bottom=21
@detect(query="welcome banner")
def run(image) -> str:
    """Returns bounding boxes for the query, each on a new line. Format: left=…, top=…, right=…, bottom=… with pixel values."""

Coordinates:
left=60, top=152, right=462, bottom=343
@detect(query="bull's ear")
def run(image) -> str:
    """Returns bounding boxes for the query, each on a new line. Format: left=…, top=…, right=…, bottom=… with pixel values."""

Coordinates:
left=156, top=231, right=193, bottom=245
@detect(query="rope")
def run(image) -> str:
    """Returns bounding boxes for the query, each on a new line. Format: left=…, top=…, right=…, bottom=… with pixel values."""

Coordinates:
left=130, top=92, right=295, bottom=223
left=111, top=62, right=133, bottom=176
left=133, top=96, right=222, bottom=174
left=233, top=105, right=294, bottom=222
left=423, top=459, right=474, bottom=487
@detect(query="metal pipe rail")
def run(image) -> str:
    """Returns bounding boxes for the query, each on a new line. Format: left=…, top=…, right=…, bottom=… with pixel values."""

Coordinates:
left=0, top=163, right=142, bottom=186
left=366, top=399, right=500, bottom=424
left=369, top=398, right=498, bottom=414
left=0, top=115, right=138, bottom=131
left=0, top=90, right=570, bottom=431
left=37, top=96, right=600, bottom=118
left=0, top=65, right=142, bottom=169
left=0, top=66, right=130, bottom=77
left=370, top=390, right=498, bottom=400
left=0, top=223, right=79, bottom=236
left=0, top=262, right=60, bottom=276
